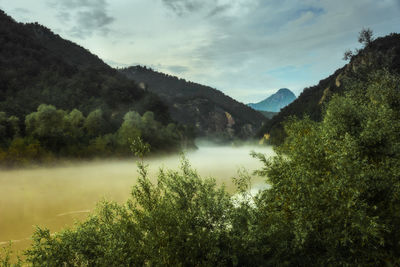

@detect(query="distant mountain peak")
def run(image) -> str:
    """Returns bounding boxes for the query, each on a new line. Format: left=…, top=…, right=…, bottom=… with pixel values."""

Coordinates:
left=277, top=88, right=292, bottom=93
left=248, top=88, right=296, bottom=112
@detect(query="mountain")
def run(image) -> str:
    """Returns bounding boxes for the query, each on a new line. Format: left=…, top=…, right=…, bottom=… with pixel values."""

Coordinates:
left=0, top=9, right=264, bottom=140
left=120, top=66, right=265, bottom=138
left=248, top=88, right=296, bottom=112
left=0, top=9, right=170, bottom=126
left=259, top=111, right=278, bottom=119
left=259, top=33, right=400, bottom=144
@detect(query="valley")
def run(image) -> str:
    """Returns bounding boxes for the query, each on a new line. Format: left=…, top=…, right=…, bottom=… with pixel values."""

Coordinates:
left=0, top=3, right=399, bottom=265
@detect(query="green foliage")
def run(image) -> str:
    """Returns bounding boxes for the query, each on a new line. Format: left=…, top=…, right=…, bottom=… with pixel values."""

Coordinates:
left=23, top=157, right=240, bottom=266
left=0, top=112, right=8, bottom=146
left=25, top=104, right=66, bottom=151
left=343, top=28, right=374, bottom=62
left=0, top=243, right=22, bottom=267
left=358, top=27, right=374, bottom=47
left=7, top=116, right=20, bottom=139
left=83, top=109, right=108, bottom=138
left=0, top=10, right=170, bottom=127
left=342, top=49, right=353, bottom=61
left=64, top=109, right=84, bottom=141
left=0, top=112, right=20, bottom=148
left=117, top=111, right=141, bottom=149
left=3, top=137, right=50, bottom=166
left=129, top=136, right=150, bottom=158
left=252, top=70, right=400, bottom=265
left=0, top=104, right=192, bottom=165
left=86, top=134, right=117, bottom=157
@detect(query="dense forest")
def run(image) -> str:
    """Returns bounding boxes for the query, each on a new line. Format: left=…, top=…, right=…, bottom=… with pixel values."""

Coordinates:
left=259, top=32, right=400, bottom=144
left=3, top=69, right=399, bottom=266
left=0, top=104, right=193, bottom=166
left=0, top=9, right=196, bottom=164
left=0, top=10, right=167, bottom=120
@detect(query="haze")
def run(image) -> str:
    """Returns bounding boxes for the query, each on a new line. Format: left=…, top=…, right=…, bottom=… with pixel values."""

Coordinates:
left=0, top=145, right=274, bottom=253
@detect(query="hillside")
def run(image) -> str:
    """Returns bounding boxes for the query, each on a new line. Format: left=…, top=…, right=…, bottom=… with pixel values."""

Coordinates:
left=248, top=88, right=296, bottom=112
left=0, top=9, right=169, bottom=125
left=120, top=66, right=265, bottom=138
left=259, top=111, right=278, bottom=119
left=259, top=33, right=400, bottom=144
left=0, top=9, right=197, bottom=162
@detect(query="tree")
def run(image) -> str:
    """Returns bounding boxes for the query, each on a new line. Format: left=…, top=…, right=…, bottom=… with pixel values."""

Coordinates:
left=64, top=108, right=85, bottom=141
left=358, top=27, right=374, bottom=47
left=0, top=112, right=7, bottom=146
left=343, top=49, right=353, bottom=61
left=83, top=109, right=108, bottom=137
left=7, top=115, right=20, bottom=139
left=253, top=70, right=400, bottom=265
left=343, top=27, right=374, bottom=61
left=117, top=111, right=142, bottom=148
left=25, top=104, right=66, bottom=151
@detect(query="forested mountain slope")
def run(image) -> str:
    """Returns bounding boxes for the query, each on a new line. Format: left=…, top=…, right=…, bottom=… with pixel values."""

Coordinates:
left=259, top=33, right=400, bottom=144
left=0, top=10, right=194, bottom=163
left=0, top=9, right=169, bottom=126
left=120, top=66, right=265, bottom=138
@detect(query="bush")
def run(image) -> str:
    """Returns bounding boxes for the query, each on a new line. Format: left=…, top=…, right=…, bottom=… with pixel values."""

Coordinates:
left=24, top=158, right=241, bottom=266
left=252, top=70, right=400, bottom=265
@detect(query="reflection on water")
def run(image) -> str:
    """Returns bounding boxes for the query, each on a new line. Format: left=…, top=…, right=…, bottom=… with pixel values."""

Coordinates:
left=0, top=145, right=274, bottom=253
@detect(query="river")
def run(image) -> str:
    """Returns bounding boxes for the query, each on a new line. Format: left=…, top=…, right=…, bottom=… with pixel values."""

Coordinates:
left=0, top=145, right=274, bottom=255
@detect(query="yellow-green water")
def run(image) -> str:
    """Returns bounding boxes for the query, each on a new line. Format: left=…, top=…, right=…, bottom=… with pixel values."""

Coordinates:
left=0, top=145, right=274, bottom=255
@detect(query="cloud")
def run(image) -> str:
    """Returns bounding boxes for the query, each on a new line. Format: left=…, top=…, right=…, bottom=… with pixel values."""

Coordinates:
left=56, top=11, right=70, bottom=23
left=13, top=7, right=30, bottom=13
left=48, top=0, right=107, bottom=9
left=207, top=4, right=231, bottom=18
left=163, top=65, right=190, bottom=74
left=155, top=0, right=400, bottom=102
left=148, top=63, right=190, bottom=75
left=161, top=0, right=203, bottom=15
left=47, top=0, right=114, bottom=39
left=160, top=0, right=250, bottom=17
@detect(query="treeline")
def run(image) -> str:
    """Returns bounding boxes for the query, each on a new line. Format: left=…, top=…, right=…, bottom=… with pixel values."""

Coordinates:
left=0, top=104, right=194, bottom=166
left=2, top=70, right=400, bottom=265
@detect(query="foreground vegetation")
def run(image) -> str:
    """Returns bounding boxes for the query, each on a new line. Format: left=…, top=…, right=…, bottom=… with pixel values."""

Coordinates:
left=2, top=70, right=400, bottom=266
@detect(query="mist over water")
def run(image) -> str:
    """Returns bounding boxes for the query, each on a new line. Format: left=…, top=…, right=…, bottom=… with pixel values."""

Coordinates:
left=0, top=145, right=274, bottom=253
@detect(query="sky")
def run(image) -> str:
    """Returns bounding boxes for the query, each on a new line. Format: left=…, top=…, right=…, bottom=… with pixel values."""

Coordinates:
left=0, top=0, right=399, bottom=103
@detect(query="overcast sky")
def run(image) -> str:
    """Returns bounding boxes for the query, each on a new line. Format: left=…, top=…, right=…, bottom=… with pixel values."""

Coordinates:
left=0, top=0, right=399, bottom=103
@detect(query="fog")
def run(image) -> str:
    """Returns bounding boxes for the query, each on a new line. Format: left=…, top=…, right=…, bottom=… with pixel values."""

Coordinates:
left=0, top=145, right=274, bottom=253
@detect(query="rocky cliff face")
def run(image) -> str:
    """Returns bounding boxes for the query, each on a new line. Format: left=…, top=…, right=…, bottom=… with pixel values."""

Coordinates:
left=248, top=88, right=296, bottom=112
left=120, top=66, right=265, bottom=139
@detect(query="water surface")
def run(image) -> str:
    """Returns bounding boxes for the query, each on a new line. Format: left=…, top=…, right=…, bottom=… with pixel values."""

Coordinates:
left=0, top=145, right=274, bottom=253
